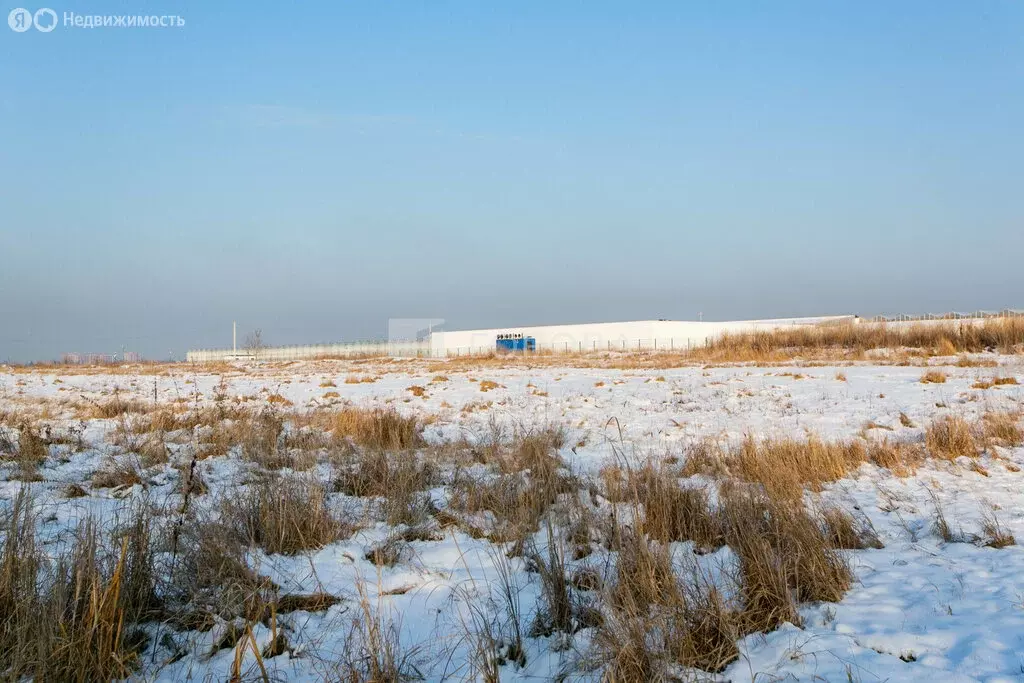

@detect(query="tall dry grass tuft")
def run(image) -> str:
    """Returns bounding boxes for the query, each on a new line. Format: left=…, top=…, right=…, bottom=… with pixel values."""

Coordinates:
left=981, top=507, right=1016, bottom=548
left=0, top=489, right=158, bottom=681
left=448, top=425, right=573, bottom=543
left=594, top=524, right=741, bottom=677
left=980, top=411, right=1023, bottom=448
left=527, top=532, right=574, bottom=636
left=613, top=461, right=722, bottom=551
left=170, top=515, right=272, bottom=622
left=721, top=487, right=851, bottom=631
left=925, top=415, right=978, bottom=460
left=327, top=407, right=423, bottom=452
left=333, top=577, right=423, bottom=681
left=4, top=423, right=48, bottom=481
left=819, top=505, right=883, bottom=549
left=225, top=475, right=348, bottom=555
left=333, top=448, right=436, bottom=526
left=729, top=436, right=867, bottom=499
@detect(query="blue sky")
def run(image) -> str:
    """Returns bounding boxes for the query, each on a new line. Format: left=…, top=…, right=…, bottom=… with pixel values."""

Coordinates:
left=1, top=1, right=1022, bottom=361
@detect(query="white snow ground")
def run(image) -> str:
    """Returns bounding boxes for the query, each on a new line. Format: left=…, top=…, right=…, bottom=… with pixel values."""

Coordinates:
left=1, top=355, right=1022, bottom=682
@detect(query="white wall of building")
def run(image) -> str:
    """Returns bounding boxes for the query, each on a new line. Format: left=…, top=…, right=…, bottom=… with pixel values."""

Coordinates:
left=429, top=315, right=854, bottom=355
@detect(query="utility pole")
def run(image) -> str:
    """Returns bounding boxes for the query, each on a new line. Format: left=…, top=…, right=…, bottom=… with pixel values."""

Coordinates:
left=233, top=321, right=237, bottom=357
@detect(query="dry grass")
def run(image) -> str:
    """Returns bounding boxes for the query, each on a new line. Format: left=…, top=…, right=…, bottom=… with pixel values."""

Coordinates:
left=981, top=507, right=1016, bottom=548
left=819, top=505, right=883, bottom=549
left=614, top=462, right=721, bottom=551
left=91, top=459, right=144, bottom=489
left=981, top=411, right=1023, bottom=448
left=722, top=487, right=851, bottom=629
left=78, top=395, right=153, bottom=420
left=920, top=370, right=947, bottom=384
left=224, top=475, right=348, bottom=555
left=594, top=481, right=853, bottom=678
left=333, top=448, right=437, bottom=526
left=596, top=542, right=734, bottom=680
left=344, top=375, right=378, bottom=384
left=322, top=407, right=423, bottom=452
left=0, top=490, right=158, bottom=681
left=692, top=319, right=1024, bottom=363
left=925, top=415, right=979, bottom=460
left=729, top=436, right=868, bottom=499
left=866, top=440, right=923, bottom=476
left=335, top=578, right=424, bottom=681
left=448, top=426, right=572, bottom=542
left=170, top=515, right=271, bottom=622
left=1, top=423, right=49, bottom=481
left=680, top=434, right=927, bottom=493
left=527, top=533, right=574, bottom=636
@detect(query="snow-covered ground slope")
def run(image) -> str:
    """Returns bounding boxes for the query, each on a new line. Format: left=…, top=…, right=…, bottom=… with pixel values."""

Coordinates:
left=0, top=354, right=1022, bottom=681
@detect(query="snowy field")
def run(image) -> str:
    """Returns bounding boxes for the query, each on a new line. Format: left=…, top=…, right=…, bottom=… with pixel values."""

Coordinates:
left=1, top=354, right=1022, bottom=682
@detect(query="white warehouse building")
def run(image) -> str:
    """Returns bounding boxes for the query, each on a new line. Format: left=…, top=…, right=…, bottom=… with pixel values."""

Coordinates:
left=186, top=315, right=855, bottom=362
left=429, top=316, right=853, bottom=356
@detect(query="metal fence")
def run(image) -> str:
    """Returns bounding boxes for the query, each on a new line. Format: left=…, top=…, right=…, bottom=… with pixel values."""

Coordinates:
left=186, top=341, right=430, bottom=362
left=863, top=309, right=1023, bottom=323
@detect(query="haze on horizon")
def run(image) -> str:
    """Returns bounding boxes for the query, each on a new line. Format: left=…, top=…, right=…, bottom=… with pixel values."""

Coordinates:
left=2, top=1, right=1022, bottom=363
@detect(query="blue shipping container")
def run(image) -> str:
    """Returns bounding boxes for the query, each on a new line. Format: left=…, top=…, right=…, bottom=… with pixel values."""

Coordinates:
left=496, top=336, right=536, bottom=352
